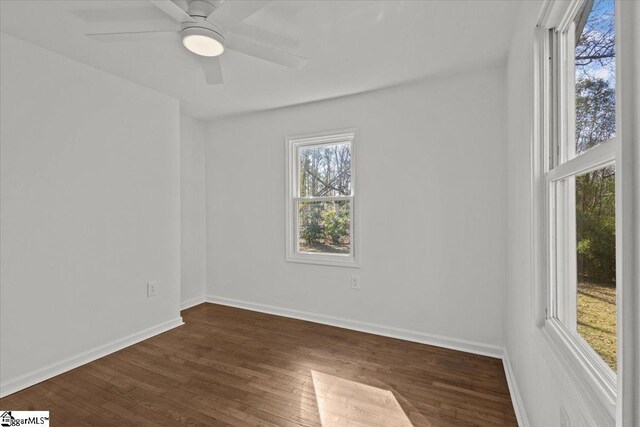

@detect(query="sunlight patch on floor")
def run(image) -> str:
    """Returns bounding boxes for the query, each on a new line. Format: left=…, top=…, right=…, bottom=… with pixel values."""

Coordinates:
left=311, top=370, right=414, bottom=427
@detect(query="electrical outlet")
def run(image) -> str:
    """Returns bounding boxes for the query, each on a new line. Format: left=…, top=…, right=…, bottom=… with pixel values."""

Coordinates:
left=560, top=407, right=570, bottom=427
left=147, top=281, right=158, bottom=297
left=351, top=275, right=361, bottom=290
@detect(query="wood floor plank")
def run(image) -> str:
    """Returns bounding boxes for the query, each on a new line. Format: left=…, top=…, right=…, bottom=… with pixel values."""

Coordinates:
left=0, top=303, right=518, bottom=426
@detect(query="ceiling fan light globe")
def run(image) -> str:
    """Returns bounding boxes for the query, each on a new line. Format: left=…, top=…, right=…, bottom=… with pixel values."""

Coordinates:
left=181, top=27, right=225, bottom=57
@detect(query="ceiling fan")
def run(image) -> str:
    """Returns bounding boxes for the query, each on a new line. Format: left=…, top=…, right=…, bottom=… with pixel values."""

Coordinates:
left=75, top=0, right=308, bottom=85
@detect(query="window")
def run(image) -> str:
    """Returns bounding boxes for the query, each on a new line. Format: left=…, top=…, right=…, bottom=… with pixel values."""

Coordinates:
left=543, top=0, right=618, bottom=399
left=285, top=130, right=358, bottom=267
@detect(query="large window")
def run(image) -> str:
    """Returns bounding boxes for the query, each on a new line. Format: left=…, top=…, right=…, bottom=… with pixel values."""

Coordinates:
left=286, top=130, right=358, bottom=267
left=543, top=0, right=618, bottom=400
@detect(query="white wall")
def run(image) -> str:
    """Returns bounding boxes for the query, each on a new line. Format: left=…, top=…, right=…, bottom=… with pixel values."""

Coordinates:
left=504, top=4, right=561, bottom=425
left=505, top=2, right=615, bottom=426
left=205, top=66, right=507, bottom=351
left=0, top=34, right=181, bottom=394
left=180, top=115, right=207, bottom=308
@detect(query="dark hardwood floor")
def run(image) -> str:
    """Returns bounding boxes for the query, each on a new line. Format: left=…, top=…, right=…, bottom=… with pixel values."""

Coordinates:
left=0, top=303, right=518, bottom=426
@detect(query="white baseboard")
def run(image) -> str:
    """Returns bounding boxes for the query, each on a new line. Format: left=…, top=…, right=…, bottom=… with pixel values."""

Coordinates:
left=0, top=317, right=184, bottom=398
left=205, top=294, right=503, bottom=358
left=2, top=297, right=529, bottom=427
left=180, top=294, right=206, bottom=310
left=502, top=350, right=530, bottom=427
left=205, top=296, right=531, bottom=423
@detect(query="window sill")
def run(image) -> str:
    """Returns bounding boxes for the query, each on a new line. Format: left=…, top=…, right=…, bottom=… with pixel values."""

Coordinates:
left=536, top=319, right=616, bottom=426
left=285, top=254, right=360, bottom=268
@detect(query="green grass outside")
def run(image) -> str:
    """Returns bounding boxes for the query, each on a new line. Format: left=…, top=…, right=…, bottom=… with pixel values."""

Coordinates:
left=577, top=282, right=617, bottom=371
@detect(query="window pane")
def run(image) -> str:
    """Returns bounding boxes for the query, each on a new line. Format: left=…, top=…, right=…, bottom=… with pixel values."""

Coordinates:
left=299, top=143, right=351, bottom=197
left=574, top=0, right=616, bottom=155
left=576, top=166, right=616, bottom=371
left=298, top=200, right=350, bottom=255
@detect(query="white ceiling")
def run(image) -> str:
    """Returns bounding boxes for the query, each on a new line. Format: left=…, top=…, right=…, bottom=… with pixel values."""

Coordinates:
left=0, top=0, right=519, bottom=121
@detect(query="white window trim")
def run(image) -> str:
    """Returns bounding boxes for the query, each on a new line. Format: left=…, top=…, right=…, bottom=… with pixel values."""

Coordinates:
left=532, top=1, right=623, bottom=423
left=615, top=2, right=640, bottom=426
left=285, top=129, right=360, bottom=268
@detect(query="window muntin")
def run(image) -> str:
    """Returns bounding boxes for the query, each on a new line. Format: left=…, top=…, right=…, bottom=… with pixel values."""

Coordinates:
left=547, top=0, right=618, bottom=381
left=286, top=131, right=357, bottom=267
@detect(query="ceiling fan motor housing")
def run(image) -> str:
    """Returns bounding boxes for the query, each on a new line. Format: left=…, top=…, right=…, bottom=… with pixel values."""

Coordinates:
left=181, top=0, right=226, bottom=56
left=181, top=19, right=225, bottom=41
left=186, top=0, right=222, bottom=18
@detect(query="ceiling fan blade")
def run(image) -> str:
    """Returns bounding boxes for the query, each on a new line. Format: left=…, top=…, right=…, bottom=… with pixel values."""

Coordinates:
left=69, top=7, right=169, bottom=23
left=210, top=19, right=297, bottom=51
left=87, top=30, right=179, bottom=42
left=149, top=0, right=195, bottom=23
left=214, top=0, right=271, bottom=23
left=200, top=57, right=224, bottom=85
left=227, top=34, right=308, bottom=69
